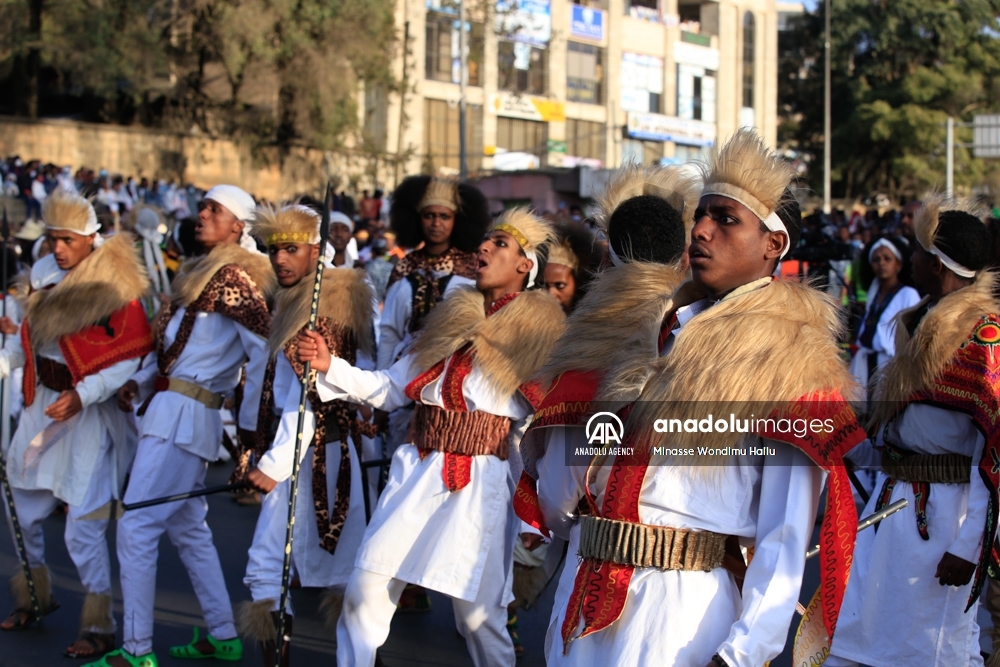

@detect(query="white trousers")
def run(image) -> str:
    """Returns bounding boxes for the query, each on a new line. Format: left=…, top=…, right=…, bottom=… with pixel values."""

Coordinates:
left=117, top=435, right=236, bottom=656
left=336, top=517, right=515, bottom=667
left=4, top=441, right=116, bottom=633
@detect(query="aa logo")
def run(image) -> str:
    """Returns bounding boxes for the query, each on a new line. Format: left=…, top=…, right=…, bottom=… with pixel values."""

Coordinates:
left=585, top=411, right=624, bottom=445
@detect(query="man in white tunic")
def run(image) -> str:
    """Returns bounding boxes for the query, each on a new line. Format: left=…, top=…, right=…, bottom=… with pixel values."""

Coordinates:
left=537, top=130, right=866, bottom=667
left=296, top=209, right=565, bottom=667
left=93, top=185, right=274, bottom=667
left=828, top=197, right=999, bottom=667
left=0, top=191, right=153, bottom=661
left=237, top=205, right=375, bottom=667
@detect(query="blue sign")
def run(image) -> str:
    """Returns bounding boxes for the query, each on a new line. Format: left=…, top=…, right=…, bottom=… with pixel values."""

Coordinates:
left=570, top=5, right=605, bottom=42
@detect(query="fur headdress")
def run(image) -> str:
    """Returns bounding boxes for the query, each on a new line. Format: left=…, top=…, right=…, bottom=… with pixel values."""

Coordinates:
left=700, top=129, right=797, bottom=257
left=418, top=177, right=460, bottom=211
left=43, top=190, right=98, bottom=236
left=596, top=165, right=700, bottom=236
left=389, top=176, right=491, bottom=252
left=253, top=204, right=321, bottom=246
left=491, top=207, right=555, bottom=255
left=546, top=220, right=602, bottom=306
left=914, top=193, right=990, bottom=278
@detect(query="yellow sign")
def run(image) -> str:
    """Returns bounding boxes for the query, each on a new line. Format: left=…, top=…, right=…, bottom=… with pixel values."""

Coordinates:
left=491, top=93, right=566, bottom=123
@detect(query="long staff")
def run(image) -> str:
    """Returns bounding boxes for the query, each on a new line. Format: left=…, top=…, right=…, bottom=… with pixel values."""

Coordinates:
left=275, top=183, right=333, bottom=662
left=0, top=206, right=43, bottom=624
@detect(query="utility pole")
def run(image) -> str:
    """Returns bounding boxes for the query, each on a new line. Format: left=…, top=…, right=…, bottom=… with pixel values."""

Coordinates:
left=823, top=0, right=831, bottom=214
left=459, top=0, right=468, bottom=179
left=946, top=116, right=954, bottom=198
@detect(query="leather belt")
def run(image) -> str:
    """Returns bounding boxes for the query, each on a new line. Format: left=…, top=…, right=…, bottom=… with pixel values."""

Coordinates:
left=578, top=515, right=729, bottom=572
left=154, top=375, right=225, bottom=410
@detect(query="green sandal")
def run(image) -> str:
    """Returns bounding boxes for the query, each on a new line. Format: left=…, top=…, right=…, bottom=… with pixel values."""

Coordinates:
left=169, top=627, right=243, bottom=661
left=81, top=648, right=158, bottom=667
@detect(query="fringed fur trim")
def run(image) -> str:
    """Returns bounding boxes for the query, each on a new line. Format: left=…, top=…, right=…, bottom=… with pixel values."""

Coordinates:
left=914, top=191, right=986, bottom=253
left=411, top=287, right=566, bottom=399
left=985, top=649, right=1000, bottom=667
left=79, top=592, right=114, bottom=634
left=536, top=262, right=686, bottom=387
left=871, top=273, right=1000, bottom=427
left=700, top=128, right=792, bottom=220
left=10, top=565, right=52, bottom=611
left=596, top=165, right=700, bottom=236
left=24, top=233, right=150, bottom=347
left=617, top=279, right=860, bottom=458
left=236, top=599, right=277, bottom=644
left=268, top=268, right=375, bottom=359
left=172, top=243, right=276, bottom=307
left=319, top=589, right=344, bottom=629
left=253, top=205, right=320, bottom=246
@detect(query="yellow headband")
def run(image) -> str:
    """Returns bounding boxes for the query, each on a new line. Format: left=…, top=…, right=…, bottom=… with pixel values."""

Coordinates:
left=266, top=231, right=314, bottom=246
left=494, top=223, right=529, bottom=249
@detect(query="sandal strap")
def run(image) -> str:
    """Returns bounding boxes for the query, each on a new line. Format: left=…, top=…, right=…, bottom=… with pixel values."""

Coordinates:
left=82, top=648, right=157, bottom=667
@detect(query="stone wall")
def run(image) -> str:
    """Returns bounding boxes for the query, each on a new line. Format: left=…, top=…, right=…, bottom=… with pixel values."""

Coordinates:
left=0, top=116, right=387, bottom=200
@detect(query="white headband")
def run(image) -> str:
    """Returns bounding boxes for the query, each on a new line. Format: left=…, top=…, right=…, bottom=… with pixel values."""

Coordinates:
left=204, top=185, right=255, bottom=224
left=329, top=211, right=354, bottom=234
left=45, top=194, right=99, bottom=236
left=607, top=242, right=624, bottom=267
left=702, top=190, right=791, bottom=259
left=526, top=249, right=539, bottom=287
left=868, top=237, right=903, bottom=263
left=931, top=246, right=976, bottom=278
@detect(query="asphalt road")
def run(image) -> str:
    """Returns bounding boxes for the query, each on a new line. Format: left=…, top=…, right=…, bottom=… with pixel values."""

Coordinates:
left=0, top=461, right=828, bottom=667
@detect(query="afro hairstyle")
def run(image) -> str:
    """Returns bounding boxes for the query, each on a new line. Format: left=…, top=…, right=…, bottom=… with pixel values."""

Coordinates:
left=389, top=175, right=491, bottom=252
left=607, top=194, right=686, bottom=265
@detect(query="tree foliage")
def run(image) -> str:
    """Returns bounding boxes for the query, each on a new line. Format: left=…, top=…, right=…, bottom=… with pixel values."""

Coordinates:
left=779, top=0, right=1000, bottom=199
left=0, top=0, right=397, bottom=152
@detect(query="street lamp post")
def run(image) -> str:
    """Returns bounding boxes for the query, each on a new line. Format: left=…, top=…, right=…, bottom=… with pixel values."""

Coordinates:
left=823, top=0, right=831, bottom=214
left=459, top=0, right=468, bottom=180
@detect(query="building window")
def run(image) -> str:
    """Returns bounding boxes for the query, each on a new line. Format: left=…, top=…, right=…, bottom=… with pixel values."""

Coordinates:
left=620, top=53, right=663, bottom=114
left=742, top=11, right=755, bottom=109
left=567, top=42, right=604, bottom=105
left=423, top=98, right=483, bottom=173
left=677, top=64, right=715, bottom=123
left=625, top=0, right=659, bottom=21
left=566, top=118, right=606, bottom=163
left=425, top=11, right=483, bottom=86
left=622, top=139, right=664, bottom=165
left=498, top=40, right=548, bottom=95
left=496, top=117, right=547, bottom=155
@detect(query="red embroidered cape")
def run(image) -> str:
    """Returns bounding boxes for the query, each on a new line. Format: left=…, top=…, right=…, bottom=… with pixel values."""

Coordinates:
left=560, top=390, right=866, bottom=652
left=21, top=299, right=154, bottom=407
left=887, top=314, right=1000, bottom=610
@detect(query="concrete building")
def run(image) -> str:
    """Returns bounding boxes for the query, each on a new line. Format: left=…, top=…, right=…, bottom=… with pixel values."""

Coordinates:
left=369, top=0, right=780, bottom=196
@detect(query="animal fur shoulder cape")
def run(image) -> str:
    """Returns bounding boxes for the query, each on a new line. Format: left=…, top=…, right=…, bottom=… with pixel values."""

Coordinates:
left=269, top=268, right=375, bottom=360
left=23, top=233, right=150, bottom=347
left=171, top=242, right=276, bottom=308
left=620, top=278, right=862, bottom=454
left=536, top=261, right=686, bottom=387
left=869, top=272, right=1000, bottom=613
left=871, top=272, right=1000, bottom=423
left=410, top=287, right=565, bottom=399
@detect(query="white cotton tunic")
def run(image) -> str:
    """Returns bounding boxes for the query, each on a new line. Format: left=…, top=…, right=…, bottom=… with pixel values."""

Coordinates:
left=245, top=353, right=366, bottom=595
left=0, top=254, right=139, bottom=511
left=535, top=299, right=826, bottom=667
left=848, top=280, right=921, bottom=388
left=830, top=403, right=988, bottom=667
left=130, top=305, right=268, bottom=460
left=316, top=352, right=529, bottom=603
left=376, top=275, right=474, bottom=369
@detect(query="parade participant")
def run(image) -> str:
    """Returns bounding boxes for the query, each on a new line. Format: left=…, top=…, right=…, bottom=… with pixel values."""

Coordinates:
left=848, top=235, right=920, bottom=391
left=541, top=221, right=601, bottom=314
left=538, top=129, right=866, bottom=667
left=378, top=175, right=490, bottom=369
left=237, top=205, right=375, bottom=667
left=324, top=212, right=358, bottom=269
left=296, top=208, right=564, bottom=667
left=827, top=197, right=998, bottom=667
left=0, top=191, right=153, bottom=662
left=511, top=166, right=696, bottom=656
left=93, top=184, right=274, bottom=667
